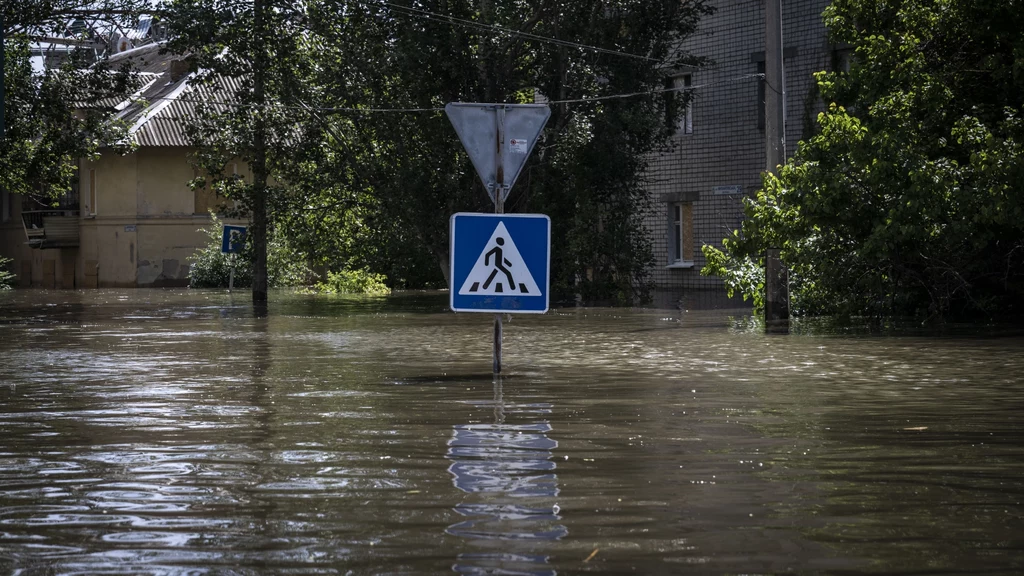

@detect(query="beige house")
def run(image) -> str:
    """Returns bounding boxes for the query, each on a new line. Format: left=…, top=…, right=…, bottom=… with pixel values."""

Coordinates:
left=0, top=46, right=245, bottom=288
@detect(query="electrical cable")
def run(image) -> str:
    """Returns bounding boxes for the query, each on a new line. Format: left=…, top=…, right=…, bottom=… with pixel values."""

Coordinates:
left=350, top=0, right=677, bottom=65
left=133, top=73, right=764, bottom=114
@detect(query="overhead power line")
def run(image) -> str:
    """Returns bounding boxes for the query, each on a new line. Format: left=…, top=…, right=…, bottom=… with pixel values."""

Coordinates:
left=355, top=0, right=678, bottom=65
left=136, top=73, right=762, bottom=114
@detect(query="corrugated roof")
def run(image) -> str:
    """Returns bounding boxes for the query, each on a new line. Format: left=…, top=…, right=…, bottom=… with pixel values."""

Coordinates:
left=130, top=74, right=244, bottom=147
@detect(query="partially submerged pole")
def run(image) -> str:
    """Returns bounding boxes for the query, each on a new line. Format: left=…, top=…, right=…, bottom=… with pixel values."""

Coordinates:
left=765, top=248, right=789, bottom=332
left=764, top=0, right=789, bottom=333
left=493, top=107, right=505, bottom=374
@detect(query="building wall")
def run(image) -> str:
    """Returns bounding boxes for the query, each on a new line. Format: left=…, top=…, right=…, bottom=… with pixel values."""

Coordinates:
left=644, top=0, right=832, bottom=300
left=0, top=147, right=237, bottom=289
left=79, top=147, right=226, bottom=288
left=0, top=189, right=78, bottom=289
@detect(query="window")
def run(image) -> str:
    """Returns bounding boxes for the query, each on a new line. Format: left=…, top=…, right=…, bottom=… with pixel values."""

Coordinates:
left=667, top=203, right=693, bottom=267
left=664, top=73, right=693, bottom=135
left=85, top=169, right=97, bottom=215
left=675, top=74, right=693, bottom=134
left=665, top=74, right=693, bottom=135
left=757, top=61, right=766, bottom=131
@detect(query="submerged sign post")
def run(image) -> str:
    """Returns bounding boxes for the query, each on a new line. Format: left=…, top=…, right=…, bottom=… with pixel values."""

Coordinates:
left=445, top=103, right=551, bottom=373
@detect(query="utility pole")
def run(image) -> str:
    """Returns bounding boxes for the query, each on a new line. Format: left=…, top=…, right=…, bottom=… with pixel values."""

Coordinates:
left=2, top=15, right=6, bottom=139
left=764, top=0, right=789, bottom=332
left=764, top=0, right=785, bottom=173
left=251, top=0, right=269, bottom=310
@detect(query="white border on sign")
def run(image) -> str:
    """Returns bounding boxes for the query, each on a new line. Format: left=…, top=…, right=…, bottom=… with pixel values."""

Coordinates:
left=449, top=212, right=551, bottom=314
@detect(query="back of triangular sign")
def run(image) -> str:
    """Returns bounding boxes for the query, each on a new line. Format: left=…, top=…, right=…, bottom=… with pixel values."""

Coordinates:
left=500, top=106, right=550, bottom=199
left=445, top=103, right=551, bottom=202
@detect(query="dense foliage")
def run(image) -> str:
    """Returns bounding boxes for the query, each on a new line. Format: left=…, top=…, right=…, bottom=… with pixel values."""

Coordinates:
left=307, top=0, right=711, bottom=304
left=314, top=269, right=391, bottom=296
left=163, top=0, right=711, bottom=304
left=1, top=1, right=146, bottom=199
left=0, top=256, right=14, bottom=289
left=703, top=0, right=1024, bottom=319
left=188, top=214, right=311, bottom=289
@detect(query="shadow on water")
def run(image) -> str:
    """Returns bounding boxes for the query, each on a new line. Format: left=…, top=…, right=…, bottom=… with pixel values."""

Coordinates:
left=446, top=376, right=566, bottom=575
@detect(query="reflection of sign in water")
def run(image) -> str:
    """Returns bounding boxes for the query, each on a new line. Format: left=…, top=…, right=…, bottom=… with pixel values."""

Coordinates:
left=447, top=406, right=565, bottom=575
left=448, top=423, right=558, bottom=498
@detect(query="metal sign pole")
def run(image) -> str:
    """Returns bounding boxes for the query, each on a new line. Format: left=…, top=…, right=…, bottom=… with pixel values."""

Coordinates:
left=493, top=106, right=505, bottom=374
left=229, top=253, right=236, bottom=293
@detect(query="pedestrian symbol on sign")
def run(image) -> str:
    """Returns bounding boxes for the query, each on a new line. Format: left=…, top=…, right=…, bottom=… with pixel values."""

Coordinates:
left=458, top=222, right=540, bottom=296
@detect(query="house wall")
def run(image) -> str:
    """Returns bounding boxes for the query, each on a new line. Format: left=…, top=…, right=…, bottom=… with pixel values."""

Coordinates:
left=78, top=147, right=223, bottom=288
left=0, top=146, right=248, bottom=289
left=0, top=191, right=78, bottom=289
left=644, top=0, right=831, bottom=302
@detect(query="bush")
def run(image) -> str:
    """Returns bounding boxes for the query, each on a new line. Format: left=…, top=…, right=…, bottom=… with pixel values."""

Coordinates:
left=189, top=213, right=311, bottom=289
left=0, top=257, right=14, bottom=290
left=314, top=269, right=391, bottom=295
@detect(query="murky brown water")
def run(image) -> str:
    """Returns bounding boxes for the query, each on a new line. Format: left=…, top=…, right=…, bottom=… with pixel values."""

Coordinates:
left=0, top=289, right=1022, bottom=574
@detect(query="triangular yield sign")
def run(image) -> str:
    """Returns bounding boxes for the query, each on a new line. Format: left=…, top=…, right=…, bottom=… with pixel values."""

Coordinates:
left=458, top=222, right=541, bottom=296
left=445, top=103, right=551, bottom=203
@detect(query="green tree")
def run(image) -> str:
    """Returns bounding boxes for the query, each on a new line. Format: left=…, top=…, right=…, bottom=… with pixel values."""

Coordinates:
left=163, top=0, right=712, bottom=304
left=164, top=0, right=331, bottom=305
left=1, top=1, right=146, bottom=200
left=703, top=0, right=1024, bottom=319
left=307, top=0, right=712, bottom=304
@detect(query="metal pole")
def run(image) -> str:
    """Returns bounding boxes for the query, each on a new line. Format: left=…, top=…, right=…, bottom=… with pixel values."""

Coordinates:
left=229, top=254, right=235, bottom=292
left=493, top=106, right=505, bottom=374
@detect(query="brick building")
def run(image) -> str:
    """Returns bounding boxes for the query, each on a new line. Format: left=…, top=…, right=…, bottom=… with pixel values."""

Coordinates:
left=645, top=0, right=832, bottom=304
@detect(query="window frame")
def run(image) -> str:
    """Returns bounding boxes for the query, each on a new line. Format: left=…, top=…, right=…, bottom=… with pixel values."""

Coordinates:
left=666, top=202, right=694, bottom=269
left=675, top=74, right=693, bottom=135
left=86, top=168, right=97, bottom=216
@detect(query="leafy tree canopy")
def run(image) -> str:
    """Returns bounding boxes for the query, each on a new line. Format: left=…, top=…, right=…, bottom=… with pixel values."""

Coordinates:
left=703, top=0, right=1024, bottom=320
left=164, top=0, right=712, bottom=302
left=1, top=1, right=149, bottom=199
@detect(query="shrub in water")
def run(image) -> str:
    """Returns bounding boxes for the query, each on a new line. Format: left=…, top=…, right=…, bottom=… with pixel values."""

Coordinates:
left=0, top=257, right=14, bottom=290
left=315, top=269, right=391, bottom=295
left=188, top=214, right=310, bottom=289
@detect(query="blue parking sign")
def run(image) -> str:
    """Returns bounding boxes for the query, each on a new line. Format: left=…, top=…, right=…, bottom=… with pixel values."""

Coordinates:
left=221, top=225, right=247, bottom=254
left=450, top=213, right=550, bottom=313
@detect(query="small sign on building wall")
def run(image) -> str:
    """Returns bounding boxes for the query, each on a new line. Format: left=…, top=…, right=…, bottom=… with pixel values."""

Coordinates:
left=124, top=225, right=137, bottom=232
left=713, top=185, right=743, bottom=196
left=712, top=184, right=745, bottom=195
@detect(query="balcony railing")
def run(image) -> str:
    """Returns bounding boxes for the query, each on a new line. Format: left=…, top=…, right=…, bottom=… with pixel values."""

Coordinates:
left=22, top=210, right=80, bottom=248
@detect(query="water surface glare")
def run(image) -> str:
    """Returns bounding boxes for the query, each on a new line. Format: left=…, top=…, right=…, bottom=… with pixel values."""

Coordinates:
left=1, top=289, right=1023, bottom=574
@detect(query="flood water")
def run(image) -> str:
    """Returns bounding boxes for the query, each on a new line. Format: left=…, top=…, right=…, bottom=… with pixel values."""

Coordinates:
left=0, top=289, right=1022, bottom=574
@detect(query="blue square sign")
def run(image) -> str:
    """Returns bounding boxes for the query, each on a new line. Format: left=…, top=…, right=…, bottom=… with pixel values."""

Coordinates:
left=450, top=213, right=550, bottom=313
left=221, top=225, right=247, bottom=254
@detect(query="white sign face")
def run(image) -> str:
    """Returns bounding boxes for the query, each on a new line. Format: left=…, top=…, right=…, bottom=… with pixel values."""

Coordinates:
left=509, top=138, right=528, bottom=154
left=458, top=222, right=541, bottom=296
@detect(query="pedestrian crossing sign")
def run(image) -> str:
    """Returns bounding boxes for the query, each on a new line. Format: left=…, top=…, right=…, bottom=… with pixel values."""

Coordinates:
left=450, top=213, right=550, bottom=313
